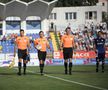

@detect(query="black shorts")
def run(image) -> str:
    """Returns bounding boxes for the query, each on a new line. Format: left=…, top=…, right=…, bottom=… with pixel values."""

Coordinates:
left=18, top=49, right=27, bottom=60
left=63, top=48, right=73, bottom=60
left=38, top=50, right=46, bottom=61
left=96, top=53, right=105, bottom=62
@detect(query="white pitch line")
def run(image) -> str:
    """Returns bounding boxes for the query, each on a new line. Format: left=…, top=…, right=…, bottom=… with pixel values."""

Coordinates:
left=26, top=69, right=108, bottom=90
left=44, top=74, right=108, bottom=90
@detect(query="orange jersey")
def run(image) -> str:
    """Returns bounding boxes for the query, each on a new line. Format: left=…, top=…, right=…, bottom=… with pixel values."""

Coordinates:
left=61, top=34, right=74, bottom=48
left=16, top=36, right=29, bottom=50
left=34, top=37, right=49, bottom=52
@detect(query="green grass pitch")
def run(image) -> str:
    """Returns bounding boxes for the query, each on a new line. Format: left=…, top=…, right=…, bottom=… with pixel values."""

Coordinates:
left=0, top=65, right=108, bottom=90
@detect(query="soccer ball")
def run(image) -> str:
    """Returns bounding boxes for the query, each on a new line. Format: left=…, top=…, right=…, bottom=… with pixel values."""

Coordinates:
left=36, top=44, right=42, bottom=50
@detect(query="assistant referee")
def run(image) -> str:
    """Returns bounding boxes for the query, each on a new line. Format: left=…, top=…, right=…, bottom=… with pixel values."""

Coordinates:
left=60, top=27, right=75, bottom=75
left=14, top=29, right=30, bottom=75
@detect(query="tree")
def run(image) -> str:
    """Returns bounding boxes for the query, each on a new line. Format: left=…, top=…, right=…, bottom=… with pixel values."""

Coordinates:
left=0, top=0, right=99, bottom=6
left=0, top=0, right=11, bottom=3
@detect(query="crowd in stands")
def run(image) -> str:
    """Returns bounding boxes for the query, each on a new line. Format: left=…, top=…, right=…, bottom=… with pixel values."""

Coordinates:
left=0, top=22, right=108, bottom=53
left=59, top=22, right=108, bottom=51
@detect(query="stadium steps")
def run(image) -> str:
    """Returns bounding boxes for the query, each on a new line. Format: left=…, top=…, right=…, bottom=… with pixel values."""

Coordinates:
left=49, top=32, right=58, bottom=51
left=55, top=32, right=61, bottom=50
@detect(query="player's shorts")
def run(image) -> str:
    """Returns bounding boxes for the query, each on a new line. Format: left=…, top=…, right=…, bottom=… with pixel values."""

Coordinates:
left=18, top=49, right=27, bottom=60
left=26, top=54, right=30, bottom=61
left=38, top=50, right=46, bottom=61
left=63, top=47, right=73, bottom=60
left=96, top=53, right=105, bottom=62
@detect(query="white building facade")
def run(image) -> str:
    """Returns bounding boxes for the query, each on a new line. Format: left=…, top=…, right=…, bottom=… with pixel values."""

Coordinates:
left=48, top=0, right=108, bottom=31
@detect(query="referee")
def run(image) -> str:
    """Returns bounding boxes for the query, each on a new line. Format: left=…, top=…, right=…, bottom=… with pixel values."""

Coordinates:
left=14, top=29, right=30, bottom=75
left=60, top=27, right=75, bottom=75
left=94, top=31, right=106, bottom=73
left=34, top=31, right=50, bottom=75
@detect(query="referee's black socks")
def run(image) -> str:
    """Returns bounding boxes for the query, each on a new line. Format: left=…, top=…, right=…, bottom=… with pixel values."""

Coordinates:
left=40, top=64, right=44, bottom=75
left=23, top=63, right=26, bottom=75
left=64, top=62, right=68, bottom=74
left=69, top=62, right=72, bottom=75
left=18, top=62, right=22, bottom=75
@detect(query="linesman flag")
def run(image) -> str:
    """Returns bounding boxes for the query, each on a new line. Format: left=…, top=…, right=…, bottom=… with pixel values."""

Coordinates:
left=8, top=57, right=15, bottom=68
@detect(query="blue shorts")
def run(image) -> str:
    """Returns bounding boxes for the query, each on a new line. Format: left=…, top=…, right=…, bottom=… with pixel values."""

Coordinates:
left=96, top=53, right=105, bottom=62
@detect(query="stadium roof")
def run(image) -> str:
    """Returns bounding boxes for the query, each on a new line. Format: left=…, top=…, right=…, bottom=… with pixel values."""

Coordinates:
left=0, top=0, right=58, bottom=20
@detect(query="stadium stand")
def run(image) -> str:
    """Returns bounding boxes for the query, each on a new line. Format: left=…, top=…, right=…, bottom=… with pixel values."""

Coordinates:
left=0, top=23, right=108, bottom=54
left=0, top=33, right=54, bottom=53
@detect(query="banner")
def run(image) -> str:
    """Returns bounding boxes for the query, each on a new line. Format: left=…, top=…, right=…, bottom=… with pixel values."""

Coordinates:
left=0, top=51, right=108, bottom=67
left=26, top=20, right=41, bottom=30
left=0, top=53, right=39, bottom=67
left=6, top=21, right=20, bottom=30
left=45, top=58, right=108, bottom=66
left=54, top=51, right=108, bottom=59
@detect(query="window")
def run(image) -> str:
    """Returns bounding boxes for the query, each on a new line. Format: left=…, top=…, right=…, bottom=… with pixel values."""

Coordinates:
left=102, top=12, right=107, bottom=21
left=73, top=12, right=77, bottom=19
left=54, top=13, right=57, bottom=19
left=94, top=11, right=97, bottom=19
left=102, top=3, right=105, bottom=6
left=49, top=13, right=57, bottom=20
left=65, top=12, right=77, bottom=20
left=65, top=13, right=68, bottom=20
left=89, top=12, right=92, bottom=19
left=69, top=13, right=72, bottom=19
left=85, top=12, right=89, bottom=19
left=85, top=11, right=97, bottom=20
left=49, top=13, right=53, bottom=19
